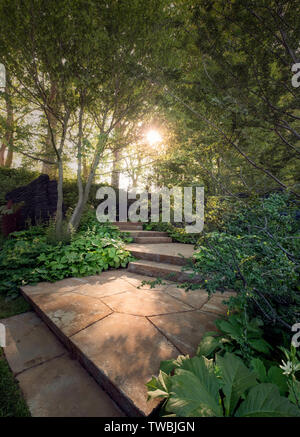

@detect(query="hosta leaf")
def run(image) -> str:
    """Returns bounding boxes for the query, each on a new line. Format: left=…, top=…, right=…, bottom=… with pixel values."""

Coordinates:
left=249, top=339, right=272, bottom=354
left=236, top=383, right=300, bottom=417
left=250, top=358, right=267, bottom=382
left=196, top=335, right=222, bottom=357
left=159, top=355, right=189, bottom=375
left=217, top=353, right=257, bottom=416
left=165, top=357, right=222, bottom=417
left=215, top=319, right=241, bottom=340
left=267, top=367, right=288, bottom=395
left=146, top=371, right=171, bottom=400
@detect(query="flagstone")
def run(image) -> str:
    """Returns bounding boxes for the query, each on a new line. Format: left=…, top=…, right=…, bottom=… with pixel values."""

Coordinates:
left=17, top=354, right=123, bottom=417
left=22, top=277, right=88, bottom=296
left=27, top=291, right=112, bottom=337
left=101, top=288, right=193, bottom=316
left=71, top=312, right=180, bottom=416
left=149, top=310, right=218, bottom=355
left=164, top=284, right=209, bottom=309
left=1, top=312, right=65, bottom=374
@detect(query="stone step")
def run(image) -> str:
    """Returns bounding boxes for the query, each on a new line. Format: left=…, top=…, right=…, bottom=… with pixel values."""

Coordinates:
left=120, top=231, right=169, bottom=238
left=20, top=272, right=230, bottom=417
left=111, top=222, right=143, bottom=229
left=127, top=260, right=201, bottom=283
left=126, top=243, right=194, bottom=266
left=132, top=237, right=172, bottom=244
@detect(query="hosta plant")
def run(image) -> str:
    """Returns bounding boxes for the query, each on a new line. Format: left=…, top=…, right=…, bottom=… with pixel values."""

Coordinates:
left=147, top=352, right=300, bottom=417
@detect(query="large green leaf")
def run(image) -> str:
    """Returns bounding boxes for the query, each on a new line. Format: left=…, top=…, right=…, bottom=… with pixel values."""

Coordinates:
left=146, top=370, right=171, bottom=400
left=236, top=383, right=300, bottom=417
left=165, top=356, right=223, bottom=417
left=217, top=353, right=257, bottom=416
left=196, top=334, right=222, bottom=357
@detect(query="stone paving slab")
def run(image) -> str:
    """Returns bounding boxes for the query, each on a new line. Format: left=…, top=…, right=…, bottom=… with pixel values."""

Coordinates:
left=1, top=312, right=65, bottom=375
left=21, top=271, right=234, bottom=416
left=71, top=312, right=179, bottom=416
left=149, top=310, right=218, bottom=355
left=101, top=288, right=193, bottom=316
left=17, top=355, right=123, bottom=417
left=26, top=291, right=112, bottom=337
left=164, top=284, right=209, bottom=309
left=201, top=291, right=236, bottom=315
left=127, top=243, right=195, bottom=258
left=22, top=277, right=88, bottom=296
left=121, top=271, right=172, bottom=290
left=2, top=312, right=123, bottom=417
left=126, top=243, right=195, bottom=266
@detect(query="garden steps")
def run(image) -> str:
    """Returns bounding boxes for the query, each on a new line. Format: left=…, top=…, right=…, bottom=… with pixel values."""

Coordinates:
left=111, top=222, right=143, bottom=230
left=112, top=222, right=172, bottom=243
left=121, top=230, right=169, bottom=238
left=20, top=272, right=230, bottom=416
left=126, top=242, right=195, bottom=266
left=127, top=259, right=201, bottom=283
left=17, top=223, right=227, bottom=417
left=131, top=236, right=172, bottom=244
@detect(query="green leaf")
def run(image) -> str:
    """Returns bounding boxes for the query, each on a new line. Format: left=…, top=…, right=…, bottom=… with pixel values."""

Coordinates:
left=165, top=357, right=222, bottom=417
left=196, top=335, right=222, bottom=357
left=250, top=358, right=267, bottom=382
left=267, top=367, right=288, bottom=395
left=217, top=353, right=257, bottom=416
left=236, top=384, right=300, bottom=417
left=146, top=370, right=171, bottom=400
left=249, top=339, right=272, bottom=354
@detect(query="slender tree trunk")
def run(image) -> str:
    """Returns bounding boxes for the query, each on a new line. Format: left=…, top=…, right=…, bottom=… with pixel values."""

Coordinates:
left=55, top=111, right=70, bottom=239
left=0, top=143, right=6, bottom=165
left=42, top=80, right=58, bottom=177
left=82, top=155, right=89, bottom=181
left=1, top=74, right=14, bottom=167
left=111, top=147, right=121, bottom=189
left=5, top=147, right=13, bottom=167
left=69, top=132, right=108, bottom=230
left=68, top=103, right=84, bottom=231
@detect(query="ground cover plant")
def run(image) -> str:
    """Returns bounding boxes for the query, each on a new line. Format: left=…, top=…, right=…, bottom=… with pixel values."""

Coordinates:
left=0, top=215, right=133, bottom=299
left=147, top=348, right=300, bottom=417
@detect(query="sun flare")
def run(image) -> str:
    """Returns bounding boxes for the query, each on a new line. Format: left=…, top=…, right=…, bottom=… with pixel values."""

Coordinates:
left=146, top=129, right=162, bottom=146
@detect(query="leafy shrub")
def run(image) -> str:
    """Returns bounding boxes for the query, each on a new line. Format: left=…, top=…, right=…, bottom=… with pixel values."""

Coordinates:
left=147, top=351, right=300, bottom=417
left=197, top=314, right=273, bottom=365
left=0, top=222, right=133, bottom=299
left=190, top=193, right=300, bottom=331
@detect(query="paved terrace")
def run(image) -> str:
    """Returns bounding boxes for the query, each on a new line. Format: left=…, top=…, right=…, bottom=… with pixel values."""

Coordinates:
left=18, top=270, right=234, bottom=416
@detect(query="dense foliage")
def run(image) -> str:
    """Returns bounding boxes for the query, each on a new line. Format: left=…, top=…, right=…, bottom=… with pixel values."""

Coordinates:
left=147, top=348, right=300, bottom=417
left=0, top=218, right=133, bottom=299
left=188, top=193, right=300, bottom=331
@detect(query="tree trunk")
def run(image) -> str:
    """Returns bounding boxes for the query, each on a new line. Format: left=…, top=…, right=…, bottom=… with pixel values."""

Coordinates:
left=111, top=147, right=121, bottom=189
left=42, top=80, right=58, bottom=177
left=1, top=74, right=14, bottom=167
left=68, top=103, right=84, bottom=231
left=55, top=112, right=70, bottom=239
left=5, top=147, right=13, bottom=167
left=69, top=133, right=108, bottom=230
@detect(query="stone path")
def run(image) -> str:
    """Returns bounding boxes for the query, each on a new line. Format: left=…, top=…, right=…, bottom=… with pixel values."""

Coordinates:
left=19, top=271, right=234, bottom=416
left=1, top=311, right=123, bottom=417
left=3, top=222, right=235, bottom=417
